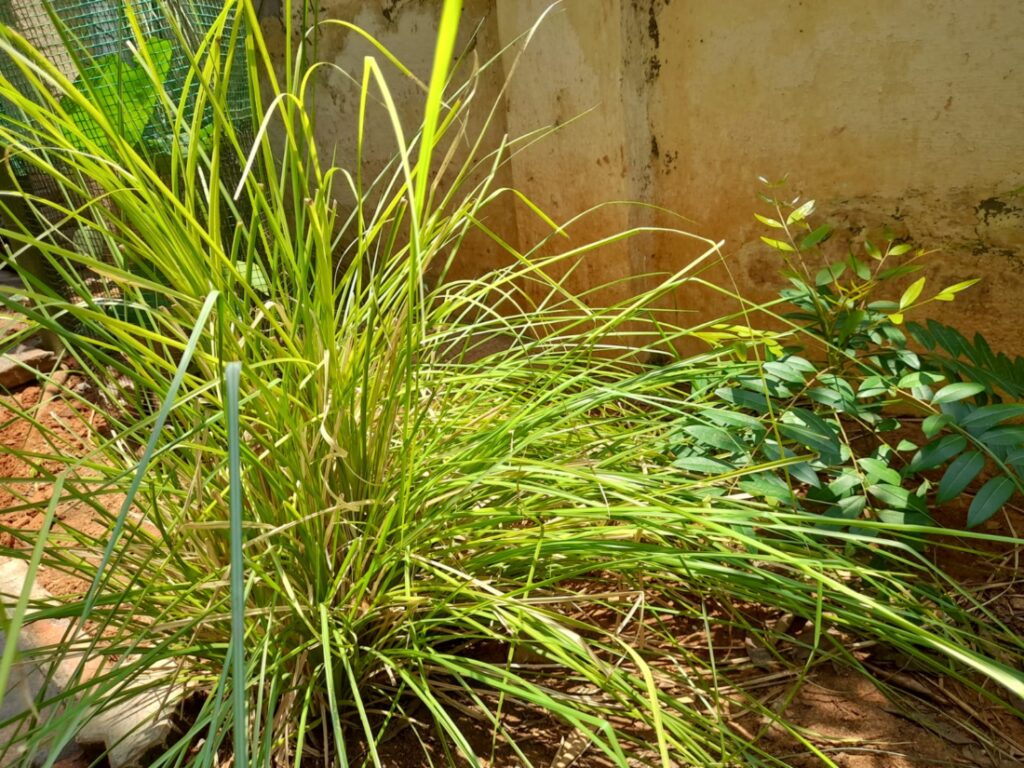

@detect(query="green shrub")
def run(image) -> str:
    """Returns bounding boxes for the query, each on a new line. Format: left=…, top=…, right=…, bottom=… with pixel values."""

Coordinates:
left=669, top=179, right=1024, bottom=534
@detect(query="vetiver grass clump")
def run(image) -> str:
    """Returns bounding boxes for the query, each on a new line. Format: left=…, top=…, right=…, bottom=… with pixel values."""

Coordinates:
left=0, top=1, right=1022, bottom=766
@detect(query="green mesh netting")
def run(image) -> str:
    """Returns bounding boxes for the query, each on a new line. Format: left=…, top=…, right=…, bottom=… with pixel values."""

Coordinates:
left=0, top=0, right=251, bottom=173
left=0, top=0, right=255, bottom=299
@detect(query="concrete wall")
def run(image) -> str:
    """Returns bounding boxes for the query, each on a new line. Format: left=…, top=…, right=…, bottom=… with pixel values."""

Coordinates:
left=268, top=0, right=1024, bottom=354
left=646, top=0, right=1024, bottom=353
left=258, top=0, right=518, bottom=279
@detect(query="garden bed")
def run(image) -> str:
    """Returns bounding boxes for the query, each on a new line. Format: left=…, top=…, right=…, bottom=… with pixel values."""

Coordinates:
left=4, top=371, right=1024, bottom=767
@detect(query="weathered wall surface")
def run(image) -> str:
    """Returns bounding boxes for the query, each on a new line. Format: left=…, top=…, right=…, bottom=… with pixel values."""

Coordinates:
left=493, top=1, right=661, bottom=309
left=645, top=0, right=1024, bottom=354
left=270, top=0, right=1024, bottom=354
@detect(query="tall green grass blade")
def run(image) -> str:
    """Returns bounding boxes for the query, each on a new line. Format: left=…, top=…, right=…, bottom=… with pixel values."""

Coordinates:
left=0, top=474, right=64, bottom=703
left=79, top=291, right=220, bottom=619
left=319, top=603, right=350, bottom=768
left=225, top=361, right=248, bottom=768
left=414, top=0, right=462, bottom=222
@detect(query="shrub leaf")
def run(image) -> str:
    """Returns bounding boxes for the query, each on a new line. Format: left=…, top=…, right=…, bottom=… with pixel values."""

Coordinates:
left=936, top=451, right=985, bottom=504
left=967, top=476, right=1016, bottom=528
left=932, top=382, right=986, bottom=404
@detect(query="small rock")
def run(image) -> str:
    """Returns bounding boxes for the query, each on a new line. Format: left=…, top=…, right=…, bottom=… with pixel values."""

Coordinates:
left=0, top=632, right=84, bottom=768
left=0, top=561, right=84, bottom=767
left=0, top=559, right=181, bottom=768
left=76, top=671, right=180, bottom=768
left=0, top=346, right=57, bottom=390
left=0, top=315, right=30, bottom=338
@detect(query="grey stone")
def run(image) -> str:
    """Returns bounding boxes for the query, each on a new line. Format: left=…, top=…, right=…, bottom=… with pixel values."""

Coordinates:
left=76, top=670, right=180, bottom=768
left=0, top=346, right=57, bottom=390
left=0, top=562, right=82, bottom=767
left=0, top=559, right=181, bottom=768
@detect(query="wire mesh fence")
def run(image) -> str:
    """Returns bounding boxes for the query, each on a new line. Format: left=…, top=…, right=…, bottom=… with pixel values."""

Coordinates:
left=0, top=0, right=254, bottom=281
left=0, top=0, right=251, bottom=166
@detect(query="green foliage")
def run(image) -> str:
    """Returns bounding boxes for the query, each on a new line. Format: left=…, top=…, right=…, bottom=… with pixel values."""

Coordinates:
left=909, top=318, right=1024, bottom=400
left=671, top=179, right=1023, bottom=531
left=61, top=38, right=175, bottom=151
